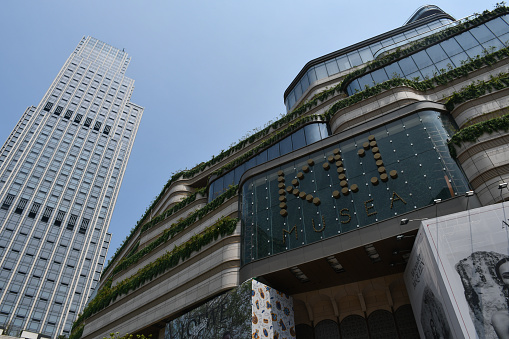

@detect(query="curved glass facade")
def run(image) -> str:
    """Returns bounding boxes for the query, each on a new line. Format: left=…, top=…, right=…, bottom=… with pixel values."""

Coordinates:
left=208, top=123, right=329, bottom=202
left=346, top=15, right=509, bottom=95
left=240, top=111, right=470, bottom=265
left=284, top=18, right=453, bottom=112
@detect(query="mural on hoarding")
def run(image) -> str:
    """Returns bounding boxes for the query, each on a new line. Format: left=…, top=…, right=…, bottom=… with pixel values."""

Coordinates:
left=404, top=202, right=509, bottom=339
left=165, top=280, right=295, bottom=339
left=252, top=280, right=295, bottom=338
left=165, top=279, right=251, bottom=339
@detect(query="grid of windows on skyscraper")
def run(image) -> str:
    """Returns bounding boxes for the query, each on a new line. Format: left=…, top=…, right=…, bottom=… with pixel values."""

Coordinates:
left=0, top=36, right=143, bottom=337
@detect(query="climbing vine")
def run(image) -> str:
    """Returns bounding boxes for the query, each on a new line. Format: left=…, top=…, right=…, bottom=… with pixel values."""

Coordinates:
left=71, top=216, right=238, bottom=335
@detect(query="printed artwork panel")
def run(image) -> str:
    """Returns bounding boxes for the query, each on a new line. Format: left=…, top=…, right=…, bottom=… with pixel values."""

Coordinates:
left=252, top=280, right=296, bottom=339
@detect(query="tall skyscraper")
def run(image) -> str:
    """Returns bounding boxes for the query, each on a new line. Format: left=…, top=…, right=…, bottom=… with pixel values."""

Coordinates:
left=0, top=36, right=143, bottom=337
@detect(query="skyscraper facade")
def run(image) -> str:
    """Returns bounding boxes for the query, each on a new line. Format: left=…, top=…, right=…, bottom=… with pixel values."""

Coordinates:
left=0, top=36, right=143, bottom=337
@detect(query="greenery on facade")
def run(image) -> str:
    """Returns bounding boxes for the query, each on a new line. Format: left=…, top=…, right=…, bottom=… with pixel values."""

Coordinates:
left=71, top=216, right=239, bottom=336
left=111, top=185, right=238, bottom=275
left=448, top=113, right=509, bottom=158
left=103, top=187, right=206, bottom=274
left=445, top=72, right=509, bottom=111
left=339, top=4, right=509, bottom=92
left=69, top=326, right=83, bottom=339
left=106, top=18, right=509, bottom=278
left=211, top=114, right=323, bottom=177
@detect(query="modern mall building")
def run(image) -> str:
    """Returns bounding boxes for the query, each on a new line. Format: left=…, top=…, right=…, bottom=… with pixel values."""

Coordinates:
left=73, top=5, right=509, bottom=339
left=0, top=37, right=143, bottom=338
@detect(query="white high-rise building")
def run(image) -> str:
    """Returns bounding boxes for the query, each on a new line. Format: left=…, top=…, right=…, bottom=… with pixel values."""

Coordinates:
left=0, top=36, right=143, bottom=337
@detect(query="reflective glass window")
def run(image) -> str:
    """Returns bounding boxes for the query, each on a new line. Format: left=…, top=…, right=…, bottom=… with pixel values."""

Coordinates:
left=465, top=45, right=485, bottom=59
left=223, top=171, right=234, bottom=188
left=398, top=57, right=419, bottom=76
left=454, top=31, right=479, bottom=50
left=403, top=29, right=419, bottom=39
left=381, top=37, right=395, bottom=47
left=267, top=144, right=279, bottom=161
left=358, top=47, right=373, bottom=63
left=314, top=64, right=328, bottom=79
left=347, top=51, right=363, bottom=67
left=291, top=128, right=306, bottom=150
left=255, top=150, right=268, bottom=166
left=482, top=38, right=505, bottom=51
left=294, top=82, right=303, bottom=100
left=307, top=68, right=317, bottom=84
left=420, top=65, right=438, bottom=79
left=449, top=52, right=469, bottom=67
left=392, top=33, right=406, bottom=43
left=234, top=163, right=246, bottom=183
left=325, top=60, right=339, bottom=76
left=426, top=44, right=449, bottom=63
left=384, top=62, right=403, bottom=79
left=486, top=17, right=509, bottom=36
left=440, top=38, right=463, bottom=56
left=336, top=56, right=351, bottom=72
left=411, top=50, right=433, bottom=69
left=300, top=72, right=310, bottom=89
left=279, top=136, right=292, bottom=155
left=304, top=124, right=322, bottom=144
left=358, top=74, right=374, bottom=90
left=371, top=68, right=389, bottom=84
left=470, top=24, right=497, bottom=44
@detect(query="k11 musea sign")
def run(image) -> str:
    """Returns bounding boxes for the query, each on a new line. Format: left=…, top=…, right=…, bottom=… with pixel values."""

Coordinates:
left=241, top=111, right=469, bottom=264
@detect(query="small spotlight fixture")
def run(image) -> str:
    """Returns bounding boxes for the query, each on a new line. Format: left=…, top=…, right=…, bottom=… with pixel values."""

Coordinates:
left=289, top=266, right=310, bottom=283
left=400, top=218, right=427, bottom=225
left=433, top=199, right=441, bottom=204
left=465, top=191, right=474, bottom=197
left=499, top=183, right=508, bottom=189
left=396, top=234, right=415, bottom=241
left=390, top=262, right=406, bottom=267
left=364, top=244, right=382, bottom=263
left=392, top=249, right=411, bottom=255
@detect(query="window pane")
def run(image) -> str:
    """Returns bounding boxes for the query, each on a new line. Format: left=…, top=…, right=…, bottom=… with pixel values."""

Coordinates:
left=371, top=68, right=389, bottom=84
left=454, top=31, right=479, bottom=50
left=347, top=51, right=363, bottom=67
left=411, top=50, right=433, bottom=68
left=336, top=56, right=351, bottom=72
left=358, top=47, right=373, bottom=63
left=426, top=44, right=448, bottom=63
left=440, top=38, right=463, bottom=57
left=267, top=144, right=279, bottom=160
left=314, top=64, right=328, bottom=80
left=291, top=128, right=306, bottom=151
left=470, top=24, right=496, bottom=44
left=384, top=63, right=403, bottom=79
left=325, top=60, right=339, bottom=76
left=307, top=68, right=317, bottom=84
left=279, top=136, right=292, bottom=155
left=398, top=57, right=419, bottom=76
left=304, top=124, right=322, bottom=145
left=485, top=17, right=509, bottom=36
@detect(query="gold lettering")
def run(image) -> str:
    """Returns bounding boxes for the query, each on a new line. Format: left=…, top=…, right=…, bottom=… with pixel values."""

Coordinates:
left=364, top=199, right=377, bottom=217
left=283, top=225, right=298, bottom=245
left=390, top=191, right=407, bottom=209
left=312, top=218, right=325, bottom=232
left=340, top=208, right=351, bottom=224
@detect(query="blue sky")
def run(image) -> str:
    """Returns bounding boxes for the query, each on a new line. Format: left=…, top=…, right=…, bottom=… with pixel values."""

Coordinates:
left=0, top=0, right=487, bottom=261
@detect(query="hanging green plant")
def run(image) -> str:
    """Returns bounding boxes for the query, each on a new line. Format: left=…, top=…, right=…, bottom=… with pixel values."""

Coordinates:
left=448, top=114, right=509, bottom=158
left=72, top=216, right=238, bottom=335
